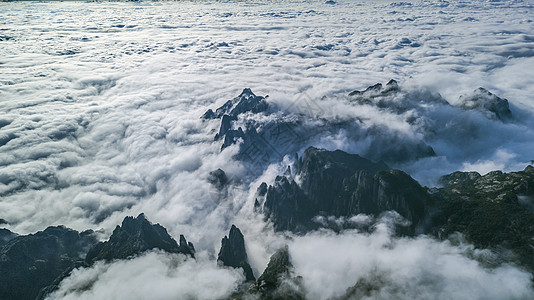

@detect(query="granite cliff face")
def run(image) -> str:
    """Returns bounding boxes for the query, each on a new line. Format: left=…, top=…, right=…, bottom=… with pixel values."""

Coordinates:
left=252, top=246, right=304, bottom=300
left=257, top=147, right=435, bottom=234
left=229, top=245, right=304, bottom=300
left=217, top=225, right=255, bottom=282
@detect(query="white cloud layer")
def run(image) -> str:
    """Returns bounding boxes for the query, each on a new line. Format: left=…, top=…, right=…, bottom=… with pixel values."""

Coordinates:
left=47, top=251, right=244, bottom=300
left=1, top=0, right=534, bottom=299
left=289, top=224, right=534, bottom=300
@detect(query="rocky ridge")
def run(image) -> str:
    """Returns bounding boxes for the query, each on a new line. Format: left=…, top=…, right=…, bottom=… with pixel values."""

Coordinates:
left=437, top=165, right=534, bottom=270
left=257, top=146, right=534, bottom=274
left=0, top=214, right=195, bottom=300
left=201, top=86, right=441, bottom=169
left=202, top=83, right=513, bottom=171
left=458, top=87, right=512, bottom=121
left=0, top=228, right=17, bottom=248
left=256, top=146, right=435, bottom=234
left=85, top=213, right=195, bottom=263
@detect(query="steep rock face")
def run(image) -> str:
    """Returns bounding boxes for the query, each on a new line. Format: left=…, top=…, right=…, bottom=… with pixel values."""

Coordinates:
left=344, top=169, right=429, bottom=231
left=295, top=147, right=389, bottom=202
left=259, top=147, right=433, bottom=234
left=436, top=165, right=534, bottom=270
left=228, top=246, right=304, bottom=299
left=217, top=225, right=255, bottom=281
left=254, top=246, right=304, bottom=300
left=86, top=213, right=194, bottom=263
left=0, top=226, right=96, bottom=300
left=262, top=175, right=310, bottom=232
left=256, top=246, right=292, bottom=290
left=203, top=89, right=304, bottom=165
left=458, top=87, right=512, bottom=121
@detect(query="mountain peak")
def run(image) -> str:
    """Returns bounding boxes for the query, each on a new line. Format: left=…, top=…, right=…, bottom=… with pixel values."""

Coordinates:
left=202, top=88, right=268, bottom=121
left=239, top=88, right=255, bottom=97
left=86, top=214, right=194, bottom=264
left=458, top=87, right=512, bottom=121
left=261, top=147, right=430, bottom=233
left=217, top=224, right=255, bottom=281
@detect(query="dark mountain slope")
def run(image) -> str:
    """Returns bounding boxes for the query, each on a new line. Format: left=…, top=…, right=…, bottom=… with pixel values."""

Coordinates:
left=257, top=147, right=435, bottom=234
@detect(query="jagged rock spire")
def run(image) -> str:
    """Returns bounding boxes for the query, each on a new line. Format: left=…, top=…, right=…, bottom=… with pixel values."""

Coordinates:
left=217, top=225, right=255, bottom=281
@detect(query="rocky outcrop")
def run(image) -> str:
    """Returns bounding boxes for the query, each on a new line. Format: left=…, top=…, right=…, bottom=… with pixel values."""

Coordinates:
left=1, top=214, right=195, bottom=300
left=258, top=147, right=434, bottom=234
left=436, top=165, right=534, bottom=270
left=349, top=79, right=400, bottom=98
left=458, top=87, right=513, bottom=121
left=256, top=246, right=292, bottom=291
left=0, top=226, right=96, bottom=300
left=203, top=87, right=437, bottom=172
left=440, top=165, right=534, bottom=197
left=217, top=225, right=255, bottom=282
left=86, top=213, right=194, bottom=264
left=208, top=168, right=229, bottom=191
left=202, top=88, right=307, bottom=169
left=438, top=171, right=482, bottom=188
left=348, top=79, right=447, bottom=114
left=202, top=88, right=268, bottom=120
left=227, top=245, right=304, bottom=300
left=253, top=246, right=304, bottom=300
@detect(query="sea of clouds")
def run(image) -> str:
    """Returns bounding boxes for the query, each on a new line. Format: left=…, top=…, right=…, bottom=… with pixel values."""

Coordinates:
left=1, top=0, right=534, bottom=299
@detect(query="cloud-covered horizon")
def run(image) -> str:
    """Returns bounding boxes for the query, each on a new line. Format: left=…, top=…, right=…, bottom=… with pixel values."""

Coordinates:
left=1, top=0, right=534, bottom=298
